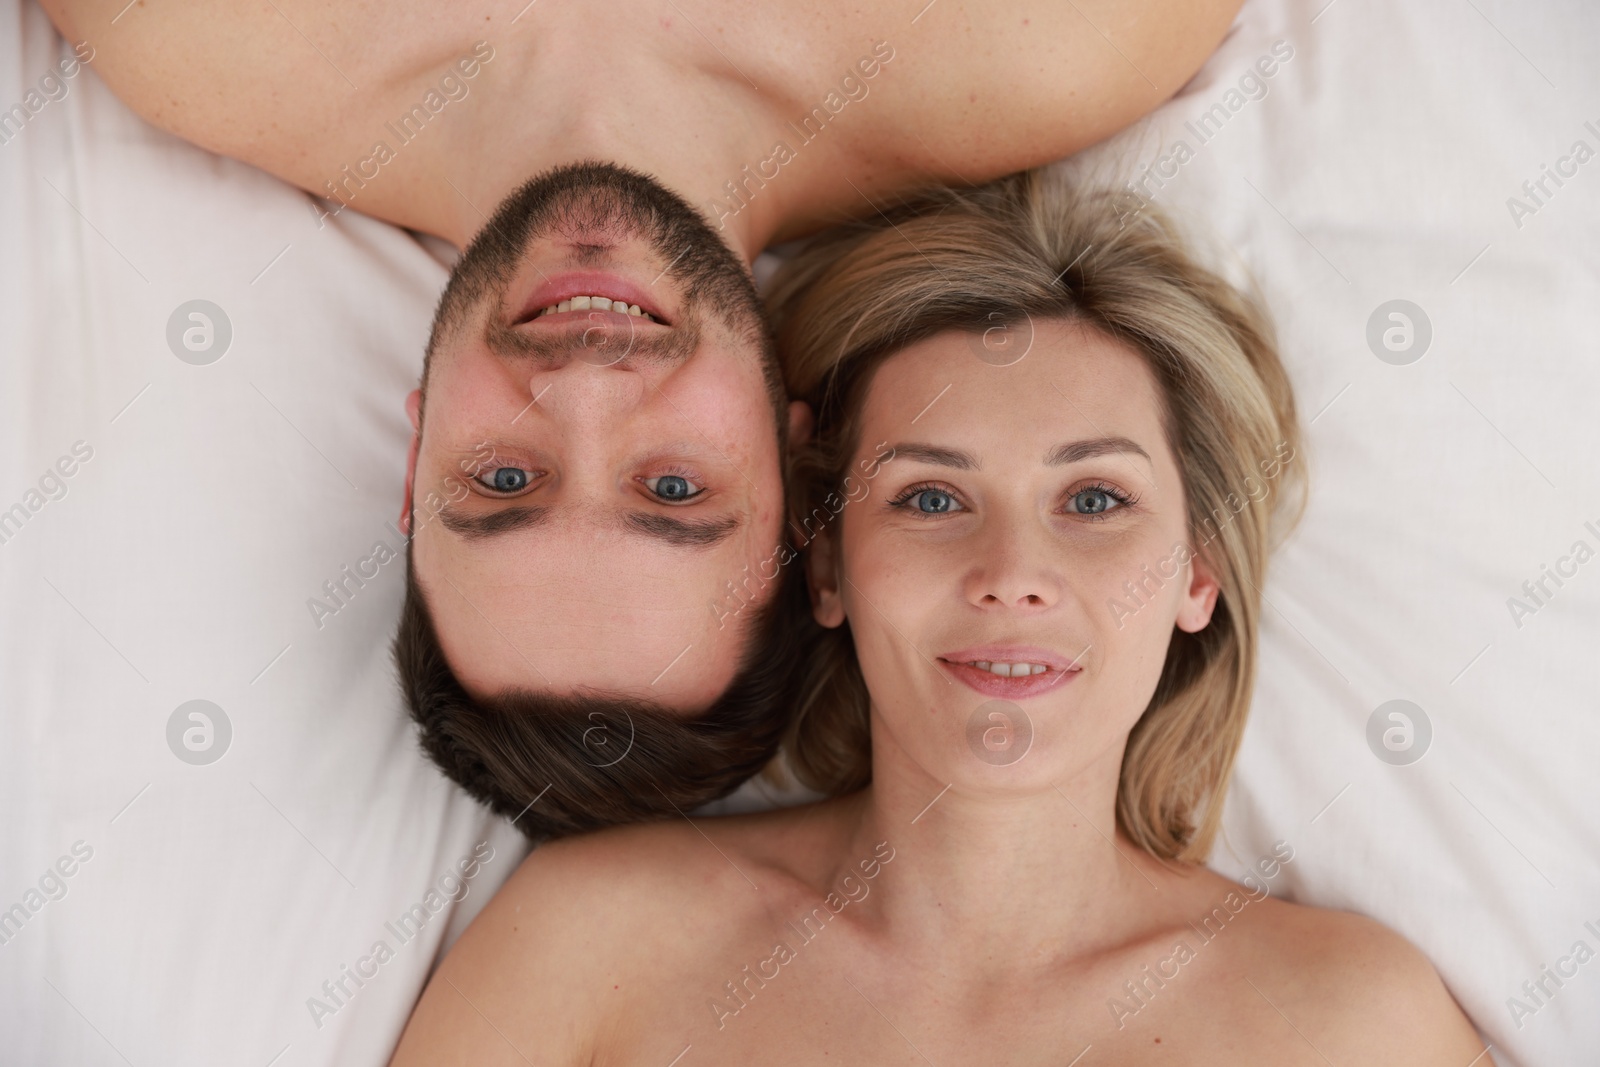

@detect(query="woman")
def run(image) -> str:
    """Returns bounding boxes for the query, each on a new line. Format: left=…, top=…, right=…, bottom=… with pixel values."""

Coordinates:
left=389, top=172, right=1485, bottom=1064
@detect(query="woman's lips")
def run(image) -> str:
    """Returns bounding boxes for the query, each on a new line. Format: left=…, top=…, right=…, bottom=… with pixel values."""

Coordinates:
left=937, top=646, right=1084, bottom=700
left=939, top=660, right=1081, bottom=699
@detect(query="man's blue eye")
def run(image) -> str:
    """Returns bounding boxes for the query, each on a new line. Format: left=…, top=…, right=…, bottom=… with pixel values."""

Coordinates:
left=644, top=475, right=703, bottom=501
left=914, top=490, right=955, bottom=513
left=656, top=476, right=690, bottom=499
left=488, top=468, right=529, bottom=492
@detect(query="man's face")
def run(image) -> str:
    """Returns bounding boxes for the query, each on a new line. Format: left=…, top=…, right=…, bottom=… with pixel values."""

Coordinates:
left=404, top=164, right=790, bottom=712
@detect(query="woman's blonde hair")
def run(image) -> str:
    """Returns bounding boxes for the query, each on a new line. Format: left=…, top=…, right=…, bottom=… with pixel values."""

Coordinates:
left=768, top=169, right=1306, bottom=863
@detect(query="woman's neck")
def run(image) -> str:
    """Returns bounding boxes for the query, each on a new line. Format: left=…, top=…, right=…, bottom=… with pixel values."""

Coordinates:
left=833, top=727, right=1189, bottom=979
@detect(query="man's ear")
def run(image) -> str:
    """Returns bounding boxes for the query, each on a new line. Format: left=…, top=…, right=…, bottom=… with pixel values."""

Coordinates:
left=787, top=400, right=814, bottom=448
left=805, top=522, right=846, bottom=629
left=400, top=389, right=422, bottom=536
left=1175, top=544, right=1222, bottom=634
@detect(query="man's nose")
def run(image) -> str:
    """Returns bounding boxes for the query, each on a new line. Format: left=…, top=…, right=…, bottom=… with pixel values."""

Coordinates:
left=527, top=357, right=647, bottom=425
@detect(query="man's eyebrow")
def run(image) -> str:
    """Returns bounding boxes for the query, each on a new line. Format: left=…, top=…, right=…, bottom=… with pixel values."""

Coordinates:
left=438, top=504, right=551, bottom=539
left=623, top=511, right=740, bottom=547
left=1046, top=436, right=1151, bottom=466
left=438, top=503, right=738, bottom=548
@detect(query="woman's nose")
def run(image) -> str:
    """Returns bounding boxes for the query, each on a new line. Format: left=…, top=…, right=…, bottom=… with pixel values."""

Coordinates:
left=962, top=519, right=1063, bottom=611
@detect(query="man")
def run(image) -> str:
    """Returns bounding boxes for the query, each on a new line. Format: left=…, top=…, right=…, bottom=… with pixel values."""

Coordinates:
left=42, top=0, right=1242, bottom=833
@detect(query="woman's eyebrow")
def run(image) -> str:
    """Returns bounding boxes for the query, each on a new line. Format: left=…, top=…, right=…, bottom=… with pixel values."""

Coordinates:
left=884, top=437, right=1150, bottom=471
left=1045, top=436, right=1151, bottom=466
left=885, top=443, right=977, bottom=469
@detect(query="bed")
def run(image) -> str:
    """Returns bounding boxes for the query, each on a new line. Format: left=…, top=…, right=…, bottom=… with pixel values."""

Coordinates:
left=1, top=0, right=1595, bottom=1063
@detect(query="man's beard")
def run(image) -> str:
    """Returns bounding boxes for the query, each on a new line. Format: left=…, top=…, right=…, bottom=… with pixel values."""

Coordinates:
left=422, top=160, right=783, bottom=424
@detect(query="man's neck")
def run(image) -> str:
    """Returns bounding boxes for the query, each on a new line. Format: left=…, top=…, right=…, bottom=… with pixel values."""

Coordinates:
left=435, top=62, right=787, bottom=260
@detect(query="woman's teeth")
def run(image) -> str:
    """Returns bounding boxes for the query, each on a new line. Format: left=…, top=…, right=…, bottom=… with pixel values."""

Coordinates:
left=966, top=660, right=1049, bottom=677
left=534, top=296, right=655, bottom=321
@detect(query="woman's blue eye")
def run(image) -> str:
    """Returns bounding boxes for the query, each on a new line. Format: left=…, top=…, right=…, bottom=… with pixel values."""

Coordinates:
left=1067, top=486, right=1128, bottom=516
left=912, top=489, right=956, bottom=514
left=645, top=474, right=702, bottom=501
left=485, top=467, right=530, bottom=493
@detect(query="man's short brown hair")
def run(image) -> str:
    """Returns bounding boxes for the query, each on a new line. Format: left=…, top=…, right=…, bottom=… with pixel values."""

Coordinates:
left=393, top=550, right=809, bottom=841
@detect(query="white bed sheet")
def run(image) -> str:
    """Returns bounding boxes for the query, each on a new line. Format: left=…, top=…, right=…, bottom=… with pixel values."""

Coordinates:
left=1, top=0, right=1596, bottom=1064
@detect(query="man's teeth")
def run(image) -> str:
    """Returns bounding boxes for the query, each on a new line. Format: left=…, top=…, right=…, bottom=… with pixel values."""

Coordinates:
left=535, top=296, right=655, bottom=321
left=966, top=660, right=1049, bottom=677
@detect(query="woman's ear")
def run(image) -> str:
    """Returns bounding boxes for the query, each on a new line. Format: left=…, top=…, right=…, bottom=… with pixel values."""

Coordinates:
left=787, top=400, right=814, bottom=448
left=805, top=522, right=846, bottom=629
left=1175, top=544, right=1222, bottom=633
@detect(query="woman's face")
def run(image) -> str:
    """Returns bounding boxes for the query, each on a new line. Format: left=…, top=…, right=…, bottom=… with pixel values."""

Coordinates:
left=812, top=319, right=1220, bottom=790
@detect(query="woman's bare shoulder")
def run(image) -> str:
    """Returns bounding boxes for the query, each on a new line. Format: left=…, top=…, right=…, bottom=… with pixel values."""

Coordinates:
left=1218, top=889, right=1487, bottom=1064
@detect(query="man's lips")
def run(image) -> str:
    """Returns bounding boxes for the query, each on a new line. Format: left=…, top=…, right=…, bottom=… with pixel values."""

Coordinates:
left=520, top=308, right=656, bottom=333
left=515, top=271, right=670, bottom=326
left=937, top=645, right=1084, bottom=700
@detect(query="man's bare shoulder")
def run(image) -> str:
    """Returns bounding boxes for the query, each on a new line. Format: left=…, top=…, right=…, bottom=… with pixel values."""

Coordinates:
left=387, top=812, right=812, bottom=1062
left=766, top=0, right=1247, bottom=225
left=507, top=794, right=850, bottom=902
left=389, top=803, right=847, bottom=1065
left=1213, top=888, right=1487, bottom=1064
left=464, top=810, right=821, bottom=951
